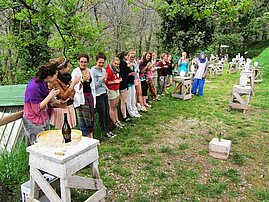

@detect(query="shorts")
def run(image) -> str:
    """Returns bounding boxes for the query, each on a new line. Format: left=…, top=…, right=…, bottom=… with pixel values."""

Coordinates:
left=168, top=74, right=173, bottom=78
left=120, top=88, right=128, bottom=92
left=108, top=89, right=119, bottom=100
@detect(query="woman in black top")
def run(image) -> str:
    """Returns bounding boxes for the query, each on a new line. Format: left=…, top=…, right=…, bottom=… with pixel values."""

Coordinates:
left=118, top=51, right=130, bottom=122
left=167, top=54, right=174, bottom=87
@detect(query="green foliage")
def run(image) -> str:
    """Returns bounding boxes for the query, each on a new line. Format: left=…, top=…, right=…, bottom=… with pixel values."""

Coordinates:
left=232, top=153, right=245, bottom=165
left=153, top=0, right=269, bottom=57
left=0, top=143, right=28, bottom=199
left=0, top=0, right=105, bottom=84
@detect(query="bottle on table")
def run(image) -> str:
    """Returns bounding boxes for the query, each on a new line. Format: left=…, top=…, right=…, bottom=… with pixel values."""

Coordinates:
left=62, top=113, right=71, bottom=143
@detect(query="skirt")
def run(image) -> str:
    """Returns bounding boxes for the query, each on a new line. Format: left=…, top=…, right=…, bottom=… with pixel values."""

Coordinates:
left=50, top=104, right=76, bottom=129
left=75, top=93, right=95, bottom=136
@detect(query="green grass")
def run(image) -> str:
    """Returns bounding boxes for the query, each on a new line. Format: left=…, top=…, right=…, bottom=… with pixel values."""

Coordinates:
left=1, top=49, right=269, bottom=201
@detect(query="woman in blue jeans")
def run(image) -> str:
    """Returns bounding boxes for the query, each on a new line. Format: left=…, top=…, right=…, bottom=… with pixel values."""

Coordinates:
left=192, top=52, right=208, bottom=96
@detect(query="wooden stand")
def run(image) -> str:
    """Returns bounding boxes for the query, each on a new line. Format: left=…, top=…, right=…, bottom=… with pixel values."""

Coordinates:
left=241, top=70, right=255, bottom=95
left=229, top=85, right=251, bottom=113
left=215, top=64, right=224, bottom=76
left=228, top=62, right=238, bottom=73
left=254, top=67, right=263, bottom=83
left=187, top=72, right=196, bottom=80
left=208, top=65, right=217, bottom=79
left=26, top=137, right=106, bottom=202
left=172, top=76, right=192, bottom=100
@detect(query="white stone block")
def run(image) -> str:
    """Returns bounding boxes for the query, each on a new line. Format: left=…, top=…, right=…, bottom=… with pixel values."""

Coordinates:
left=209, top=138, right=232, bottom=160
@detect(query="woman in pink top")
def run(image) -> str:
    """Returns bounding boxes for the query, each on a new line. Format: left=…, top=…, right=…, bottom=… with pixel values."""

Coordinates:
left=23, top=62, right=60, bottom=144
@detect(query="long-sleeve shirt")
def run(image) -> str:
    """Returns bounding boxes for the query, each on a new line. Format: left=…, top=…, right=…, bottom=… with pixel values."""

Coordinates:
left=91, top=66, right=107, bottom=96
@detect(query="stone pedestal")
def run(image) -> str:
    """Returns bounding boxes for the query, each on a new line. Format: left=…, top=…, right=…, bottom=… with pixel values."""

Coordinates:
left=209, top=138, right=232, bottom=160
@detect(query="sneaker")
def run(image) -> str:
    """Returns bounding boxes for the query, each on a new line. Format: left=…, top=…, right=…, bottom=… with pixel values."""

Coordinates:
left=137, top=103, right=142, bottom=111
left=129, top=113, right=137, bottom=118
left=114, top=121, right=123, bottom=129
left=118, top=121, right=125, bottom=127
left=145, top=103, right=151, bottom=108
left=109, top=131, right=116, bottom=138
left=134, top=112, right=142, bottom=117
left=140, top=106, right=148, bottom=112
left=135, top=112, right=142, bottom=117
left=123, top=117, right=131, bottom=122
left=104, top=132, right=112, bottom=138
left=161, top=93, right=164, bottom=96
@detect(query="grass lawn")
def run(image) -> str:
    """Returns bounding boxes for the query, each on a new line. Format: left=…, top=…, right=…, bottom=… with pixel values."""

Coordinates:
left=0, top=63, right=268, bottom=201
left=74, top=65, right=269, bottom=201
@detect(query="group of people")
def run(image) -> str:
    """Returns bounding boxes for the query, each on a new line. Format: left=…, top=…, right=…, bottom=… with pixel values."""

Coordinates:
left=22, top=51, right=208, bottom=144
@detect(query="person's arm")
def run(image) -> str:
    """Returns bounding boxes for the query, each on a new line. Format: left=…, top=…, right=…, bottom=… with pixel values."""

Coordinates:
left=60, top=77, right=80, bottom=100
left=40, top=89, right=60, bottom=109
left=140, top=63, right=148, bottom=74
left=157, top=61, right=163, bottom=70
left=202, top=61, right=209, bottom=79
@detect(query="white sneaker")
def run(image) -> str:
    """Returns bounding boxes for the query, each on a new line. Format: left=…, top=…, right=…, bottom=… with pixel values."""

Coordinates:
left=140, top=106, right=148, bottom=112
left=129, top=113, right=137, bottom=118
left=137, top=103, right=142, bottom=111
left=135, top=112, right=142, bottom=117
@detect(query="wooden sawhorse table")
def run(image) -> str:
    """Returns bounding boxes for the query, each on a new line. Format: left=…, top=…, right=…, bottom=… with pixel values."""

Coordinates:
left=172, top=76, right=192, bottom=100
left=215, top=64, right=224, bottom=76
left=26, top=137, right=106, bottom=202
left=228, top=62, right=238, bottom=73
left=208, top=65, right=217, bottom=79
left=229, top=85, right=251, bottom=113
left=254, top=67, right=263, bottom=83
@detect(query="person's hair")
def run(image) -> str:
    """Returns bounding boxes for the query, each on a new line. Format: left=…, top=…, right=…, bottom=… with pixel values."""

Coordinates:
left=96, top=52, right=106, bottom=61
left=160, top=53, right=166, bottom=59
left=77, top=54, right=89, bottom=62
left=117, top=51, right=128, bottom=61
left=49, top=57, right=70, bottom=70
left=142, top=52, right=152, bottom=65
left=35, top=62, right=57, bottom=81
left=128, top=51, right=136, bottom=57
left=112, top=57, right=120, bottom=63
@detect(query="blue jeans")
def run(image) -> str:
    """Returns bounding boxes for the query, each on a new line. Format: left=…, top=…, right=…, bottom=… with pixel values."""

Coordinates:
left=192, top=78, right=205, bottom=96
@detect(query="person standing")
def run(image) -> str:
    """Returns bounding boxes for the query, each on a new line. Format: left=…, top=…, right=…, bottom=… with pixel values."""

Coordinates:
left=191, top=52, right=209, bottom=96
left=118, top=51, right=131, bottom=122
left=157, top=53, right=168, bottom=95
left=48, top=57, right=80, bottom=130
left=105, top=57, right=124, bottom=128
left=23, top=62, right=60, bottom=144
left=126, top=51, right=141, bottom=118
left=178, top=52, right=189, bottom=76
left=91, top=52, right=116, bottom=138
left=167, top=54, right=174, bottom=87
left=139, top=52, right=152, bottom=109
left=71, top=54, right=96, bottom=138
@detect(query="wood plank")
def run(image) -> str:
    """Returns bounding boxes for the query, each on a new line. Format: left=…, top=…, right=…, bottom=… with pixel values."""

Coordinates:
left=84, top=188, right=106, bottom=202
left=66, top=176, right=104, bottom=190
left=30, top=167, right=61, bottom=202
left=233, top=93, right=246, bottom=105
left=60, top=178, right=71, bottom=202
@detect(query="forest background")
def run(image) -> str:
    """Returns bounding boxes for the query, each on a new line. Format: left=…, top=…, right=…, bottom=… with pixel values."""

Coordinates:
left=0, top=0, right=269, bottom=84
